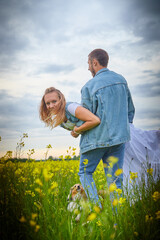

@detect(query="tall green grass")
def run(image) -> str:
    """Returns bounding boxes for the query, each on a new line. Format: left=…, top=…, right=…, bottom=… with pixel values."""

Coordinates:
left=0, top=157, right=160, bottom=240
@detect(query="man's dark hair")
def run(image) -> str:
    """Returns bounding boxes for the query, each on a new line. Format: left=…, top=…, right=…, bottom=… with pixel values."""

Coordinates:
left=88, top=49, right=109, bottom=67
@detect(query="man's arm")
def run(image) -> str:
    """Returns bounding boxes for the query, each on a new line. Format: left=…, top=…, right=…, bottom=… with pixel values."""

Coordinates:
left=81, top=86, right=93, bottom=112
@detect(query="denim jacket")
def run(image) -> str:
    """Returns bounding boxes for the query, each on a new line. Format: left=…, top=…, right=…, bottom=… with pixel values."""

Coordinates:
left=79, top=68, right=135, bottom=154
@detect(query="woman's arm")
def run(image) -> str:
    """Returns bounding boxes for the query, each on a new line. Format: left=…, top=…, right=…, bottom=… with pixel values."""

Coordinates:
left=72, top=106, right=100, bottom=136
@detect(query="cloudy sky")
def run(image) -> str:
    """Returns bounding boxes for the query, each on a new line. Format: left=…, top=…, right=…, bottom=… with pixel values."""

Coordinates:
left=0, top=0, right=160, bottom=159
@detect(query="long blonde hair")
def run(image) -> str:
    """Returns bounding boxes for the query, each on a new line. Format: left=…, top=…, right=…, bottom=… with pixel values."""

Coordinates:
left=39, top=87, right=66, bottom=128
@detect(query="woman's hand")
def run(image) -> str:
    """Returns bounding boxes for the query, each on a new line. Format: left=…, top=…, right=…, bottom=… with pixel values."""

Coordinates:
left=71, top=127, right=80, bottom=138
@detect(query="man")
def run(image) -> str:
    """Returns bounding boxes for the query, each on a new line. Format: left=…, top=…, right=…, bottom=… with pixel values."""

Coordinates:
left=78, top=49, right=135, bottom=207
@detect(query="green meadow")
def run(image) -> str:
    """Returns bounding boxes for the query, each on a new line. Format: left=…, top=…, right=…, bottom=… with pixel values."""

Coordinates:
left=0, top=141, right=160, bottom=240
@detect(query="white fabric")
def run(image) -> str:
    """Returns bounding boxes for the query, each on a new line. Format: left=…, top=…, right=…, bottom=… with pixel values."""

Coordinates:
left=123, top=124, right=160, bottom=184
left=67, top=102, right=80, bottom=117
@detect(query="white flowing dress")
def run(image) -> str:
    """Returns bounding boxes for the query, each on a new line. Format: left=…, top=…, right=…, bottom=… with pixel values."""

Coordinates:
left=123, top=124, right=160, bottom=185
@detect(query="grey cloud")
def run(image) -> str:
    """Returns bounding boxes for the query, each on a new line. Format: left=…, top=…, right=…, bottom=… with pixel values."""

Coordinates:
left=0, top=0, right=70, bottom=61
left=137, top=57, right=152, bottom=62
left=132, top=80, right=160, bottom=97
left=97, top=0, right=160, bottom=44
left=0, top=0, right=71, bottom=41
left=131, top=69, right=160, bottom=97
left=145, top=71, right=160, bottom=79
left=0, top=1, right=32, bottom=48
left=37, top=64, right=75, bottom=74
left=143, top=70, right=154, bottom=74
left=135, top=108, right=160, bottom=130
left=59, top=79, right=78, bottom=87
left=0, top=32, right=29, bottom=56
left=122, top=0, right=160, bottom=43
left=0, top=90, right=41, bottom=132
left=136, top=109, right=160, bottom=120
left=133, top=0, right=160, bottom=15
left=0, top=0, right=81, bottom=74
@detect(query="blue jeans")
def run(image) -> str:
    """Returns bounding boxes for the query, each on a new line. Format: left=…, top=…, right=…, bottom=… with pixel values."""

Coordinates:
left=78, top=143, right=125, bottom=208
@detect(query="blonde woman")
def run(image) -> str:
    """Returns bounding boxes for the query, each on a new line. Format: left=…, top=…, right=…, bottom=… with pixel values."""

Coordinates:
left=40, top=87, right=101, bottom=137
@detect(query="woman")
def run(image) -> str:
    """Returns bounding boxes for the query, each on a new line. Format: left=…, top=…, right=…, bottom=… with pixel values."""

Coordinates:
left=39, top=87, right=101, bottom=136
left=40, top=87, right=160, bottom=205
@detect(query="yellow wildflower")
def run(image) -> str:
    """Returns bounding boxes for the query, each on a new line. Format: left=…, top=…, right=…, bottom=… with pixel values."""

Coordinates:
left=30, top=220, right=36, bottom=227
left=147, top=168, right=153, bottom=175
left=119, top=197, right=126, bottom=205
left=34, top=202, right=41, bottom=209
left=152, top=191, right=160, bottom=201
left=15, top=168, right=22, bottom=176
left=25, top=190, right=35, bottom=197
left=134, top=232, right=139, bottom=237
left=116, top=188, right=122, bottom=195
left=103, top=163, right=107, bottom=168
left=33, top=168, right=40, bottom=175
left=35, top=178, right=43, bottom=186
left=35, top=225, right=40, bottom=232
left=107, top=174, right=112, bottom=178
left=87, top=212, right=97, bottom=221
left=109, top=183, right=117, bottom=192
left=35, top=188, right=42, bottom=194
left=19, top=216, right=26, bottom=223
left=53, top=188, right=59, bottom=196
left=50, top=181, right=58, bottom=190
left=114, top=169, right=123, bottom=176
left=155, top=210, right=160, bottom=219
left=108, top=156, right=118, bottom=164
left=112, top=199, right=119, bottom=206
left=96, top=220, right=102, bottom=226
left=145, top=214, right=153, bottom=222
left=83, top=159, right=88, bottom=165
left=93, top=206, right=101, bottom=213
left=130, top=172, right=138, bottom=180
left=31, top=213, right=38, bottom=219
left=43, top=169, right=52, bottom=181
left=108, top=162, right=113, bottom=168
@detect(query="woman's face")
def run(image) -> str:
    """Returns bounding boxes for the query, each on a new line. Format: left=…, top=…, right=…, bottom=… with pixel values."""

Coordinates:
left=44, top=91, right=60, bottom=112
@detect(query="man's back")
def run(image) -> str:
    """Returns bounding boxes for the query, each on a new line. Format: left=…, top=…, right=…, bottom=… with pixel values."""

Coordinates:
left=80, top=68, right=135, bottom=154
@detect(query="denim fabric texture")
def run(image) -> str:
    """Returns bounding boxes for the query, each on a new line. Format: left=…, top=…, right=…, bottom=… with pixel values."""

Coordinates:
left=79, top=143, right=125, bottom=207
left=80, top=68, right=135, bottom=154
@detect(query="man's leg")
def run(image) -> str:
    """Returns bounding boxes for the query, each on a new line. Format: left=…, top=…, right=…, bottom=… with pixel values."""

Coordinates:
left=102, top=143, right=125, bottom=189
left=79, top=148, right=107, bottom=208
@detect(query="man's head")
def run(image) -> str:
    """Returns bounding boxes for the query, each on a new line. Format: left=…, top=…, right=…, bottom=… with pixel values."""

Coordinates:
left=88, top=49, right=109, bottom=77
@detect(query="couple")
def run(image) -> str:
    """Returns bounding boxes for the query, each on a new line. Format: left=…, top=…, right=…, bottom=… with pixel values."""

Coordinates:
left=40, top=49, right=160, bottom=207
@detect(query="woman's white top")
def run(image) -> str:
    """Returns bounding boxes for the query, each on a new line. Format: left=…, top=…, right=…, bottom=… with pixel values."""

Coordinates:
left=61, top=103, right=80, bottom=131
left=62, top=103, right=160, bottom=183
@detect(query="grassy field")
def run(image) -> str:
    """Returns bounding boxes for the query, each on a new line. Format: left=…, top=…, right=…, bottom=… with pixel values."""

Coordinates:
left=0, top=150, right=160, bottom=240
